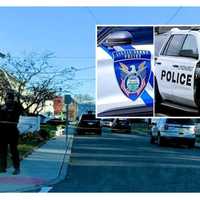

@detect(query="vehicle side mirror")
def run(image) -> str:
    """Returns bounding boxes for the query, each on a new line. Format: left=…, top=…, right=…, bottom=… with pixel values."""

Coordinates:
left=179, top=49, right=198, bottom=59
left=104, top=31, right=133, bottom=47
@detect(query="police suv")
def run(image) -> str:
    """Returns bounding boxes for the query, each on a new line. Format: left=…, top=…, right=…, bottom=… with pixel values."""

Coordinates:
left=97, top=26, right=154, bottom=117
left=150, top=118, right=196, bottom=148
left=155, top=28, right=200, bottom=113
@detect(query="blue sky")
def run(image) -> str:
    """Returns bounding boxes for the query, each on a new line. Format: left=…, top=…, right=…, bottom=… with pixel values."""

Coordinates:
left=0, top=7, right=199, bottom=98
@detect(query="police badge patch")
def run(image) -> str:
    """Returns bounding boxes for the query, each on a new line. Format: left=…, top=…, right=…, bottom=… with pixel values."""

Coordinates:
left=113, top=49, right=151, bottom=101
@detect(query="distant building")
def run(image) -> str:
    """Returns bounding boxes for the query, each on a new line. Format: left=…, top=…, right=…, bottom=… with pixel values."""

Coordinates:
left=39, top=100, right=54, bottom=117
left=53, top=95, right=78, bottom=121
left=53, top=96, right=64, bottom=117
left=0, top=68, right=21, bottom=105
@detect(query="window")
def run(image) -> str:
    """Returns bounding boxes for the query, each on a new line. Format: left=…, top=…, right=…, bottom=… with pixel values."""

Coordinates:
left=182, top=35, right=198, bottom=55
left=162, top=34, right=186, bottom=56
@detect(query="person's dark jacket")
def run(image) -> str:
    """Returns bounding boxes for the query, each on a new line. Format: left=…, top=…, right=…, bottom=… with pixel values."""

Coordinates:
left=0, top=102, right=24, bottom=140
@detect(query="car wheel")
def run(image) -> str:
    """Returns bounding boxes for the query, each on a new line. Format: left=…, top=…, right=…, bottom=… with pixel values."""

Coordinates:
left=158, top=135, right=164, bottom=146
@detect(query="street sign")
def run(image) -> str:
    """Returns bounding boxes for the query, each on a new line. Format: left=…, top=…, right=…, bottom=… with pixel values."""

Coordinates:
left=64, top=94, right=72, bottom=137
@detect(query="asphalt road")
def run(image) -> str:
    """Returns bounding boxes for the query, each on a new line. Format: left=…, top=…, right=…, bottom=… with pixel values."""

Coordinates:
left=51, top=130, right=200, bottom=192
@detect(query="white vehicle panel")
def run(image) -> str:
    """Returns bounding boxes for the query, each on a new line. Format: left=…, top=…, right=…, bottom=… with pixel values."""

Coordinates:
left=156, top=30, right=200, bottom=109
left=97, top=44, right=153, bottom=115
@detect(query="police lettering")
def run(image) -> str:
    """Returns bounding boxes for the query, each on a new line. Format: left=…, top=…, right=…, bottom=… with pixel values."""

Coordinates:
left=161, top=70, right=192, bottom=86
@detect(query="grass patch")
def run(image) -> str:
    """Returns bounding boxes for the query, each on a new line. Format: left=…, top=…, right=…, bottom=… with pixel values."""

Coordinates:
left=7, top=125, right=58, bottom=168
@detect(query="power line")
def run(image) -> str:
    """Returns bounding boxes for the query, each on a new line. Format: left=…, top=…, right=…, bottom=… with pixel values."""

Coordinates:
left=32, top=66, right=95, bottom=74
left=86, top=7, right=99, bottom=24
left=165, top=7, right=182, bottom=24
left=1, top=56, right=95, bottom=59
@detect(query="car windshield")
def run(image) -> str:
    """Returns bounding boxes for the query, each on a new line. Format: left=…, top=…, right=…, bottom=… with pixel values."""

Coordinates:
left=118, top=119, right=129, bottom=124
left=166, top=119, right=195, bottom=125
left=81, top=114, right=96, bottom=120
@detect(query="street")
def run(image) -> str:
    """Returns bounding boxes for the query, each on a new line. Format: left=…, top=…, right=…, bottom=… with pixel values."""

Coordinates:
left=51, top=130, right=200, bottom=192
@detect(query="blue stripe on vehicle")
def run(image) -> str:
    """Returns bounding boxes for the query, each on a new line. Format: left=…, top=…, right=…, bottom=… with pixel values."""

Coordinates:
left=120, top=44, right=135, bottom=50
left=100, top=44, right=115, bottom=58
left=149, top=71, right=154, bottom=87
left=140, top=90, right=153, bottom=107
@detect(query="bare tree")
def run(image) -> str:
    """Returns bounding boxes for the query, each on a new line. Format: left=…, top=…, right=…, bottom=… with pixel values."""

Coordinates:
left=0, top=52, right=75, bottom=115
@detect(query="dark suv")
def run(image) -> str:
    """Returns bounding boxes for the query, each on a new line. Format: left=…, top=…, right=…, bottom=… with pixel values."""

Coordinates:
left=76, top=113, right=101, bottom=135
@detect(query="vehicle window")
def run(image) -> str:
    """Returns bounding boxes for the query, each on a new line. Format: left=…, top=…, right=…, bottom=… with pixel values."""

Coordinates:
left=163, top=34, right=186, bottom=56
left=81, top=114, right=96, bottom=120
left=181, top=35, right=198, bottom=55
left=155, top=33, right=169, bottom=56
left=166, top=119, right=194, bottom=125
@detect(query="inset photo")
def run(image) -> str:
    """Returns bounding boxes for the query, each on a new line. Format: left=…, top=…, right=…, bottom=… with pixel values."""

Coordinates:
left=96, top=26, right=154, bottom=117
left=155, top=26, right=200, bottom=116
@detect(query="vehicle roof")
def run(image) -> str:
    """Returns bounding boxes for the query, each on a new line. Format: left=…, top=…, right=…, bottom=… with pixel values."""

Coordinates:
left=170, top=28, right=200, bottom=35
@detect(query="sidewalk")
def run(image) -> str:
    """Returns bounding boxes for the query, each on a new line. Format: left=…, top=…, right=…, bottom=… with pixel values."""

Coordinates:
left=0, top=130, right=74, bottom=192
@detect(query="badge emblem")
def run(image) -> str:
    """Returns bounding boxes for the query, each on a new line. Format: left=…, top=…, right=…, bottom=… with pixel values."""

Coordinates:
left=113, top=50, right=151, bottom=101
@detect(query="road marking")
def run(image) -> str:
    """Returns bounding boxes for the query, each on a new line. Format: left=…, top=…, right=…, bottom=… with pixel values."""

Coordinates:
left=39, top=187, right=53, bottom=192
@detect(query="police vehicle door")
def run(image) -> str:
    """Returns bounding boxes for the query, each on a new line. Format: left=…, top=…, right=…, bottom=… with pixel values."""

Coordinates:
left=156, top=34, right=198, bottom=106
left=170, top=34, right=199, bottom=106
left=155, top=34, right=186, bottom=100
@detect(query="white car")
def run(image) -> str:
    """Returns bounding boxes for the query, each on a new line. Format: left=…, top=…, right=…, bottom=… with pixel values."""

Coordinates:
left=155, top=28, right=200, bottom=113
left=100, top=119, right=113, bottom=127
left=150, top=118, right=196, bottom=147
left=97, top=26, right=154, bottom=117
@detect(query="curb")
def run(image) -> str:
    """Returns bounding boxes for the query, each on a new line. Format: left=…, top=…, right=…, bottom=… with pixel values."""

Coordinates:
left=2, top=133, right=74, bottom=192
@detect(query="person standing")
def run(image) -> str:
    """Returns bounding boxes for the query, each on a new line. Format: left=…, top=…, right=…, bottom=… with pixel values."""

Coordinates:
left=0, top=91, right=23, bottom=175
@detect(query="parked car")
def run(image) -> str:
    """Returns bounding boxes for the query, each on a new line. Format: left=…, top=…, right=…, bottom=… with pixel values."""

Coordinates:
left=111, top=118, right=131, bottom=133
left=100, top=119, right=113, bottom=127
left=150, top=118, right=196, bottom=147
left=76, top=113, right=101, bottom=135
left=155, top=28, right=200, bottom=114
